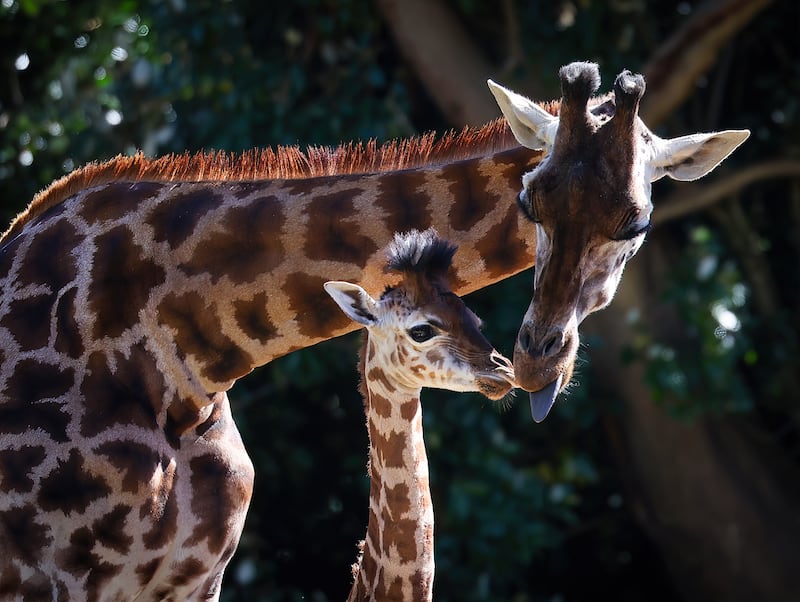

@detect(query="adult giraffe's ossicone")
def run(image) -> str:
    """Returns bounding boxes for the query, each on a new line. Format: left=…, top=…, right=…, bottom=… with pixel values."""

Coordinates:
left=488, top=62, right=749, bottom=421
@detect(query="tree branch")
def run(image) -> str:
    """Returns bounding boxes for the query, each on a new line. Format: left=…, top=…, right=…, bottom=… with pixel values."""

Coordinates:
left=375, top=0, right=499, bottom=126
left=641, top=0, right=773, bottom=126
left=500, top=0, right=524, bottom=75
left=653, top=159, right=800, bottom=226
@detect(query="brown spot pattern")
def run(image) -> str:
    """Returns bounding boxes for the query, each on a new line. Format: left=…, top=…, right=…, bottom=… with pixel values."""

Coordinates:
left=233, top=292, right=277, bottom=344
left=442, top=162, right=495, bottom=232
left=79, top=181, right=164, bottom=225
left=0, top=504, right=52, bottom=565
left=94, top=440, right=163, bottom=494
left=1, top=294, right=52, bottom=351
left=89, top=225, right=166, bottom=339
left=181, top=195, right=286, bottom=284
left=146, top=187, right=224, bottom=249
left=157, top=291, right=253, bottom=384
left=0, top=359, right=73, bottom=442
left=376, top=171, right=433, bottom=234
left=55, top=526, right=122, bottom=602
left=384, top=482, right=412, bottom=518
left=360, top=547, right=379, bottom=597
left=0, top=445, right=46, bottom=493
left=366, top=507, right=381, bottom=562
left=54, top=287, right=85, bottom=358
left=382, top=510, right=418, bottom=563
left=368, top=389, right=392, bottom=418
left=169, top=556, right=207, bottom=587
left=16, top=219, right=79, bottom=289
left=38, top=449, right=111, bottom=515
left=16, top=572, right=53, bottom=601
left=91, top=505, right=134, bottom=554
left=399, top=400, right=418, bottom=421
left=378, top=574, right=405, bottom=599
left=0, top=235, right=23, bottom=279
left=412, top=569, right=432, bottom=600
left=379, top=431, right=407, bottom=469
left=285, top=272, right=352, bottom=338
left=0, top=565, right=22, bottom=598
left=186, top=453, right=249, bottom=555
left=136, top=557, right=163, bottom=587
left=303, top=189, right=378, bottom=267
left=1, top=221, right=81, bottom=350
left=425, top=349, right=444, bottom=368
left=366, top=367, right=396, bottom=396
left=79, top=350, right=161, bottom=438
left=475, top=203, right=534, bottom=278
left=140, top=464, right=178, bottom=551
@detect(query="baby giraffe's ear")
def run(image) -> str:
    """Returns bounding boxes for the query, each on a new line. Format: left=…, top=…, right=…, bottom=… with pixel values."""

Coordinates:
left=324, top=281, right=379, bottom=327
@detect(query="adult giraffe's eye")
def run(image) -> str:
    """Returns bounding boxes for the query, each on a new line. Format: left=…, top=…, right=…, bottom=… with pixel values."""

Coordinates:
left=618, top=221, right=652, bottom=241
left=408, top=324, right=436, bottom=343
left=517, top=185, right=540, bottom=223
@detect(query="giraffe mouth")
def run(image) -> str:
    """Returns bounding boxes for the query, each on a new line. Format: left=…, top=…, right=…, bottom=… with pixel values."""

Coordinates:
left=478, top=375, right=514, bottom=400
left=477, top=351, right=516, bottom=400
left=529, top=374, right=562, bottom=423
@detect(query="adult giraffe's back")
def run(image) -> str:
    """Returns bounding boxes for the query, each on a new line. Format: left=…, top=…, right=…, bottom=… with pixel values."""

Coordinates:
left=0, top=62, right=746, bottom=600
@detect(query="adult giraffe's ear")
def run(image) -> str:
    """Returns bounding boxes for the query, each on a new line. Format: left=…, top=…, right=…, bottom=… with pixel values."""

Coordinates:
left=487, top=79, right=558, bottom=150
left=323, top=281, right=378, bottom=327
left=650, top=129, right=751, bottom=182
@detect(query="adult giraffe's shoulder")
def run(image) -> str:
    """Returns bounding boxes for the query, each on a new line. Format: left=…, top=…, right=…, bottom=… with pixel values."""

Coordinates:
left=0, top=61, right=747, bottom=599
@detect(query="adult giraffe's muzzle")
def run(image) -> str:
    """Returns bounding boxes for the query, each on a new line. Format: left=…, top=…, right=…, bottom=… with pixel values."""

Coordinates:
left=514, top=313, right=579, bottom=422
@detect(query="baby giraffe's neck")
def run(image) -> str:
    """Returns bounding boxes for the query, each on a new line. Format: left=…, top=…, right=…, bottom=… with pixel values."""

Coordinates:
left=348, top=340, right=434, bottom=602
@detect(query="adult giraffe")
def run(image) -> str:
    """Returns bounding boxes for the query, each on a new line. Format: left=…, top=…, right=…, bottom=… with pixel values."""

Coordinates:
left=0, top=62, right=746, bottom=599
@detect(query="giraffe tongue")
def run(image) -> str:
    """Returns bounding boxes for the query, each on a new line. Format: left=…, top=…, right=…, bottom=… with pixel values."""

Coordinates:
left=529, top=374, right=562, bottom=423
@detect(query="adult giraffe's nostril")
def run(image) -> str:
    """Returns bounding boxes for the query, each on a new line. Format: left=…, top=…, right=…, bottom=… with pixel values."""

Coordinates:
left=518, top=324, right=564, bottom=358
left=540, top=333, right=561, bottom=358
left=518, top=325, right=533, bottom=354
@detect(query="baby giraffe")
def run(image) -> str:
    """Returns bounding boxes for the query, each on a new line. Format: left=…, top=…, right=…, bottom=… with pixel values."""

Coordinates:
left=324, top=229, right=515, bottom=602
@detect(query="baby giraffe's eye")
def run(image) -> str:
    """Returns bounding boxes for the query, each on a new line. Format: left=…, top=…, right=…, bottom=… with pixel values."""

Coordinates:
left=407, top=324, right=436, bottom=343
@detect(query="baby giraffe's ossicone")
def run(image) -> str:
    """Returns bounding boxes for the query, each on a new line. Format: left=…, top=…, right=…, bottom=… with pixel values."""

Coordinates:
left=324, top=228, right=515, bottom=602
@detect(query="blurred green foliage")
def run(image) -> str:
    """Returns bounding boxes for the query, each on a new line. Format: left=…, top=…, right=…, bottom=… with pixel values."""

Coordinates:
left=626, top=224, right=756, bottom=419
left=1, top=1, right=797, bottom=601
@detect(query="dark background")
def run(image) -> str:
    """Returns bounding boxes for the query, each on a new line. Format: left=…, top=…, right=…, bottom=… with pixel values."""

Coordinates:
left=2, top=1, right=799, bottom=601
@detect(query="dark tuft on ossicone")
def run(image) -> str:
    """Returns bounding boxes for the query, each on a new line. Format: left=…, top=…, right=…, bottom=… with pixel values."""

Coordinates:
left=385, top=228, right=457, bottom=278
left=559, top=61, right=601, bottom=103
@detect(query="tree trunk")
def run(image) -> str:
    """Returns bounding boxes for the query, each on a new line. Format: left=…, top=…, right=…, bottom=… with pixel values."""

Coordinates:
left=375, top=0, right=499, bottom=126
left=586, top=245, right=800, bottom=602
left=640, top=0, right=773, bottom=124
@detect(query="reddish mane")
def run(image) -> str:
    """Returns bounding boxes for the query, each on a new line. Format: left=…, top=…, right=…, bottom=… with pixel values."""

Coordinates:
left=3, top=117, right=531, bottom=242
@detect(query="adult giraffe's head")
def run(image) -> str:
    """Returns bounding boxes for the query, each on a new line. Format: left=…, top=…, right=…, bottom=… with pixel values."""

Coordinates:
left=488, top=61, right=749, bottom=422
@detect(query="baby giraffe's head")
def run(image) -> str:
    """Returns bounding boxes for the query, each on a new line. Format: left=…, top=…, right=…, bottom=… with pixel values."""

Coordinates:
left=324, top=229, right=515, bottom=399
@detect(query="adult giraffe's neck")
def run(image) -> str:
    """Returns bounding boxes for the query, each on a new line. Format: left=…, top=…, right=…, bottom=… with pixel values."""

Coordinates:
left=172, top=144, right=537, bottom=390
left=349, top=346, right=433, bottom=602
left=10, top=143, right=538, bottom=397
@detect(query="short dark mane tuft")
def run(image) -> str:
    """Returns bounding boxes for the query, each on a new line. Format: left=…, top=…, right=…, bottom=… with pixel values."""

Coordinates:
left=385, top=229, right=457, bottom=278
